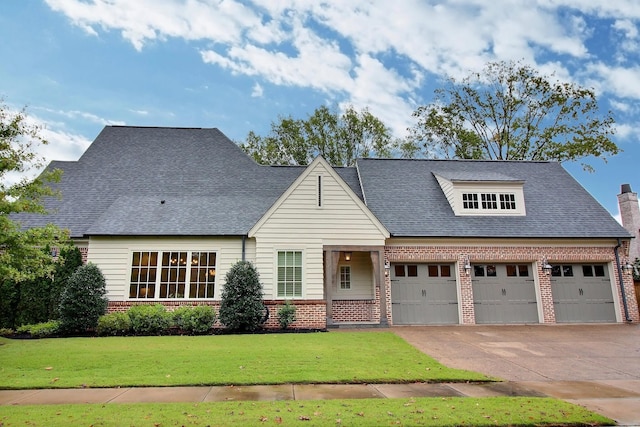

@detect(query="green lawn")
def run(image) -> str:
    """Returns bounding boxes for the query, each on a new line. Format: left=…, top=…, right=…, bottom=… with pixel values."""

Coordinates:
left=0, top=332, right=490, bottom=389
left=0, top=332, right=615, bottom=426
left=0, top=397, right=615, bottom=426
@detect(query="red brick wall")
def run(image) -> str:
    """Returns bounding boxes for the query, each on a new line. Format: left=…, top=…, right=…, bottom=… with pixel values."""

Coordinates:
left=332, top=299, right=377, bottom=322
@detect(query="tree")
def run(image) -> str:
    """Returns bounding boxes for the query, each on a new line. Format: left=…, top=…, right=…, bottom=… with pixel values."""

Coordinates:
left=240, top=105, right=395, bottom=166
left=219, top=260, right=265, bottom=332
left=1, top=100, right=70, bottom=282
left=58, top=263, right=108, bottom=334
left=410, top=60, right=618, bottom=171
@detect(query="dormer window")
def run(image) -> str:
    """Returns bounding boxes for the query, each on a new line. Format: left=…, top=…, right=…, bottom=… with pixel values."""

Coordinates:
left=462, top=193, right=478, bottom=209
left=434, top=172, right=526, bottom=217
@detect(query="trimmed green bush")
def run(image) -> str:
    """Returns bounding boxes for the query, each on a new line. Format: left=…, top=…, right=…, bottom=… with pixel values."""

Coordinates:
left=173, top=305, right=216, bottom=335
left=127, top=304, right=172, bottom=335
left=50, top=246, right=83, bottom=320
left=16, top=320, right=61, bottom=338
left=58, top=263, right=108, bottom=334
left=219, top=261, right=265, bottom=332
left=0, top=327, right=14, bottom=337
left=97, top=312, right=132, bottom=336
left=277, top=300, right=296, bottom=329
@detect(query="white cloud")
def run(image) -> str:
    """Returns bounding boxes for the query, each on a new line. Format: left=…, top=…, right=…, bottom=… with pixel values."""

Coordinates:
left=42, top=0, right=640, bottom=138
left=251, top=83, right=264, bottom=97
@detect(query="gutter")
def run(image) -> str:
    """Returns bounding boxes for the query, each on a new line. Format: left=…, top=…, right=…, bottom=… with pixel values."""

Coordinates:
left=614, top=239, right=632, bottom=322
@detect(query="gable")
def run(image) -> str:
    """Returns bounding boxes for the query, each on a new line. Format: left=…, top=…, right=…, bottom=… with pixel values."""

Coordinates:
left=249, top=157, right=389, bottom=243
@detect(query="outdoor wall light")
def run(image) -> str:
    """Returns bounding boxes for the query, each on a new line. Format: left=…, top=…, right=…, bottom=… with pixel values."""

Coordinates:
left=623, top=259, right=634, bottom=274
left=463, top=255, right=471, bottom=275
left=384, top=259, right=390, bottom=277
left=542, top=257, right=553, bottom=275
left=344, top=251, right=352, bottom=261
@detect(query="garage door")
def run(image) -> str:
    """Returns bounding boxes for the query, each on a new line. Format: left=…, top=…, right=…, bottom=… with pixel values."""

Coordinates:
left=391, top=263, right=458, bottom=324
left=472, top=264, right=538, bottom=324
left=551, top=264, right=616, bottom=323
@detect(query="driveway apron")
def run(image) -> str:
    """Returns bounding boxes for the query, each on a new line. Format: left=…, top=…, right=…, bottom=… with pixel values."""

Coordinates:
left=393, top=324, right=640, bottom=425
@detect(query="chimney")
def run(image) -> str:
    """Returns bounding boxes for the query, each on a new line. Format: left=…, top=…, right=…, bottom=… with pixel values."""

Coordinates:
left=618, top=184, right=640, bottom=262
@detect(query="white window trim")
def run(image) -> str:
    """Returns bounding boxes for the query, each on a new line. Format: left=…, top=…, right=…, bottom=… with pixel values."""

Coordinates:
left=275, top=249, right=305, bottom=299
left=128, top=250, right=217, bottom=300
left=339, top=265, right=351, bottom=290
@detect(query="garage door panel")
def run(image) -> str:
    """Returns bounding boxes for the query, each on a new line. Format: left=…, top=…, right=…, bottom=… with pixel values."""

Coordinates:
left=391, top=264, right=458, bottom=325
left=472, top=264, right=538, bottom=324
left=551, top=264, right=616, bottom=323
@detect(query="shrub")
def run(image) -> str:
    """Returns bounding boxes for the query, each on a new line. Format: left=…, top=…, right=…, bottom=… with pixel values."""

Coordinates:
left=219, top=261, right=265, bottom=332
left=50, top=246, right=84, bottom=319
left=16, top=320, right=61, bottom=338
left=15, top=277, right=52, bottom=326
left=97, top=312, right=132, bottom=336
left=58, top=263, right=108, bottom=334
left=277, top=300, right=297, bottom=329
left=127, top=304, right=172, bottom=335
left=173, top=305, right=216, bottom=335
left=0, top=327, right=14, bottom=337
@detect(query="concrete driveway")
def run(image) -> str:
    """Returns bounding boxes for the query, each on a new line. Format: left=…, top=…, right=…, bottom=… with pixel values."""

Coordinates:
left=393, top=323, right=640, bottom=425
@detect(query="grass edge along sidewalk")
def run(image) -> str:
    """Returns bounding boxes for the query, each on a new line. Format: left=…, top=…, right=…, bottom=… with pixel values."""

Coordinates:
left=0, top=397, right=615, bottom=426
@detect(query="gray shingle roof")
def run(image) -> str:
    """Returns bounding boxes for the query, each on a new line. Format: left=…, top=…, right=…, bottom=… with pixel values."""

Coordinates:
left=14, top=126, right=304, bottom=237
left=14, top=126, right=629, bottom=240
left=356, top=158, right=630, bottom=238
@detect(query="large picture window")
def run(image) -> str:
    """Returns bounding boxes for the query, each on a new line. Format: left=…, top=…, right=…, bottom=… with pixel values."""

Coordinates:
left=129, top=250, right=216, bottom=299
left=277, top=251, right=302, bottom=298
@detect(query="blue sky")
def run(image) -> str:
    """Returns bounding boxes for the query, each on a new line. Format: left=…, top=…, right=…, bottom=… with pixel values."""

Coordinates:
left=1, top=1, right=639, bottom=220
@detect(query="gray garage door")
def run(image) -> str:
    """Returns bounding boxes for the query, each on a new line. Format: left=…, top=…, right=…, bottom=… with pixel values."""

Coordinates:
left=472, top=264, right=538, bottom=324
left=551, top=264, right=616, bottom=323
left=391, top=263, right=458, bottom=325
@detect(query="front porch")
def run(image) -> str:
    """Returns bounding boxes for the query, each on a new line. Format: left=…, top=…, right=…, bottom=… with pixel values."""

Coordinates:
left=323, top=245, right=389, bottom=327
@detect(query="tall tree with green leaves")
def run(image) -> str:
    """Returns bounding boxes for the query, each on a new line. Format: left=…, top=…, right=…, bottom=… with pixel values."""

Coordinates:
left=0, top=100, right=70, bottom=283
left=240, top=105, right=395, bottom=166
left=410, top=60, right=618, bottom=171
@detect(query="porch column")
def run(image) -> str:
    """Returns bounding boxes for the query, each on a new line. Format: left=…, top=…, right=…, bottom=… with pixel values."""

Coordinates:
left=325, top=250, right=334, bottom=325
left=371, top=249, right=389, bottom=326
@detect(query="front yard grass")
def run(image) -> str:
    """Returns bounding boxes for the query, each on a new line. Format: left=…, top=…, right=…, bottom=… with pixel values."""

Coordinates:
left=0, top=332, right=490, bottom=389
left=0, top=397, right=615, bottom=426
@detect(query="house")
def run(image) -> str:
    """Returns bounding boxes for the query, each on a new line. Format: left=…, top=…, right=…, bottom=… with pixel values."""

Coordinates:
left=15, top=126, right=639, bottom=327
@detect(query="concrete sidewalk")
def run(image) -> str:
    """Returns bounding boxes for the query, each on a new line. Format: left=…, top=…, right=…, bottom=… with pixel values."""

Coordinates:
left=0, top=381, right=544, bottom=405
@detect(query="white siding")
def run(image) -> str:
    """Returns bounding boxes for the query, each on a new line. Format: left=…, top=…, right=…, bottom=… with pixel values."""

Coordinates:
left=251, top=159, right=387, bottom=300
left=335, top=252, right=374, bottom=300
left=87, top=236, right=255, bottom=300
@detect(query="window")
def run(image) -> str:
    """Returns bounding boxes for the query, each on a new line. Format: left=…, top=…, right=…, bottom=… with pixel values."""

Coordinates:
left=129, top=250, right=216, bottom=299
left=583, top=264, right=606, bottom=277
left=278, top=251, right=302, bottom=298
left=500, top=193, right=516, bottom=209
left=189, top=252, right=216, bottom=298
left=340, top=265, right=351, bottom=289
left=474, top=265, right=497, bottom=277
left=481, top=193, right=497, bottom=209
left=552, top=265, right=574, bottom=277
left=506, top=264, right=529, bottom=277
left=428, top=264, right=451, bottom=277
left=463, top=193, right=479, bottom=209
left=394, top=265, right=405, bottom=277
left=130, top=251, right=157, bottom=298
left=407, top=265, right=418, bottom=277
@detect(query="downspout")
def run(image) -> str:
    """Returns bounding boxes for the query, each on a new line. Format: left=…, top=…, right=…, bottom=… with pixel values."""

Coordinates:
left=614, top=238, right=632, bottom=322
left=242, top=235, right=246, bottom=262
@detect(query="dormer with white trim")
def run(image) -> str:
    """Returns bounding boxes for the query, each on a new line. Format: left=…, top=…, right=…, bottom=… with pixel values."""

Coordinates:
left=433, top=170, right=526, bottom=216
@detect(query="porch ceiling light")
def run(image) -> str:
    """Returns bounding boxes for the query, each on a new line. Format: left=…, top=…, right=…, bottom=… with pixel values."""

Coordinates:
left=542, top=257, right=553, bottom=275
left=344, top=251, right=352, bottom=262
